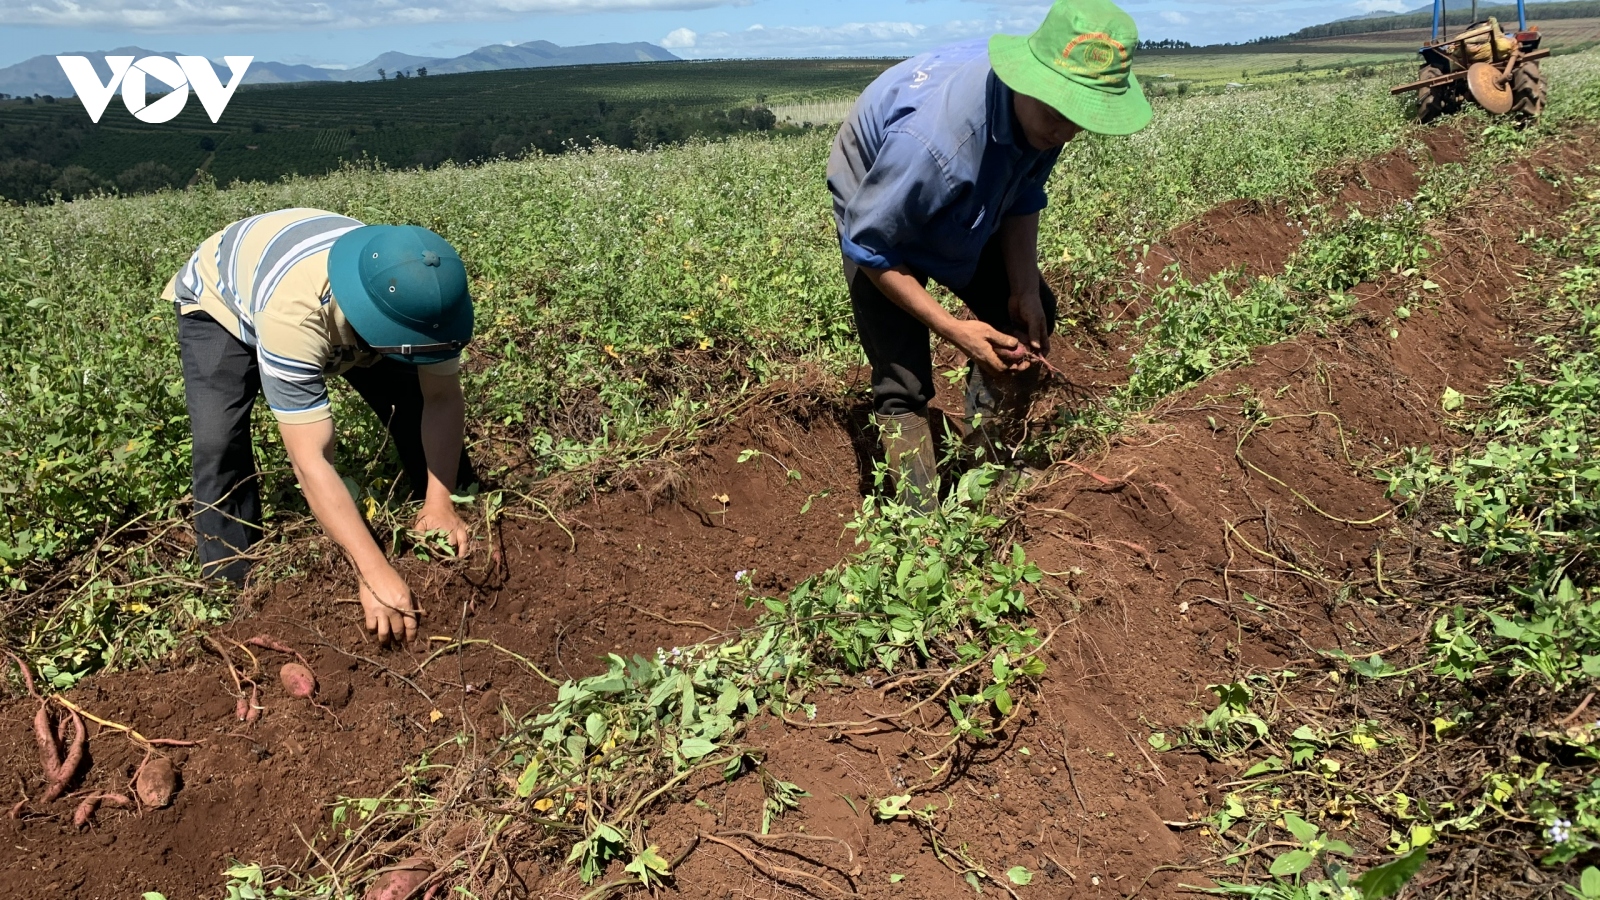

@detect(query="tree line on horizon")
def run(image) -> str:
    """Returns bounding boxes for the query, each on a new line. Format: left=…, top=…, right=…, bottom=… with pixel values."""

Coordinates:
left=1277, top=0, right=1600, bottom=41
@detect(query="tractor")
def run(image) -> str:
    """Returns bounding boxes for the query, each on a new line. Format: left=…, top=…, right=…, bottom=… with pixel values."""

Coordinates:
left=1390, top=0, right=1548, bottom=123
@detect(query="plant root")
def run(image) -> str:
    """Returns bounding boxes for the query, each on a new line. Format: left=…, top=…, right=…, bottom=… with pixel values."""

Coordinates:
left=701, top=832, right=859, bottom=898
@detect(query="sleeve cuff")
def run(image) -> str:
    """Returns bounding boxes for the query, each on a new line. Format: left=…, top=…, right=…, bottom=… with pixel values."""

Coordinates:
left=839, top=234, right=902, bottom=272
left=272, top=405, right=333, bottom=426
left=419, top=357, right=462, bottom=377
left=160, top=274, right=178, bottom=303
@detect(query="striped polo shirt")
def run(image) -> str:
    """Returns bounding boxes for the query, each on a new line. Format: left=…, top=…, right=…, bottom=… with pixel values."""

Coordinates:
left=161, top=208, right=461, bottom=425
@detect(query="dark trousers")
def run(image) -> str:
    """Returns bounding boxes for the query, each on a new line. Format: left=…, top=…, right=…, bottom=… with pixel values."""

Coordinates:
left=846, top=233, right=1058, bottom=417
left=177, top=310, right=476, bottom=583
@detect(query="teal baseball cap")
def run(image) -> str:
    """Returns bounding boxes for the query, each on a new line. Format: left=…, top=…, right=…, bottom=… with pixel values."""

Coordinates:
left=328, top=225, right=473, bottom=365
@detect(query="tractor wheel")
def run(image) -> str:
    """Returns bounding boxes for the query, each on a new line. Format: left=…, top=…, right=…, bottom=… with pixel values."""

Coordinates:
left=1416, top=65, right=1461, bottom=123
left=1512, top=61, right=1548, bottom=123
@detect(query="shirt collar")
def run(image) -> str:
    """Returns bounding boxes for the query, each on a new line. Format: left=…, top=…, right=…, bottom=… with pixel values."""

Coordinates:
left=986, top=70, right=1029, bottom=150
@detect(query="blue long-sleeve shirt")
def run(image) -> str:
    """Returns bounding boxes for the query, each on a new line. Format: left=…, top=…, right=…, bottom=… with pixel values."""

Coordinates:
left=827, top=40, right=1061, bottom=290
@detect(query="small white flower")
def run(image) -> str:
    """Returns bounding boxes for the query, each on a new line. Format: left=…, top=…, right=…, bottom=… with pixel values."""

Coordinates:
left=734, top=569, right=750, bottom=583
left=1547, top=818, right=1573, bottom=844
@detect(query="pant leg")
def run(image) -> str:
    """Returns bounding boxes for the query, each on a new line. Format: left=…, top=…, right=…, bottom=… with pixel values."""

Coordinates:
left=844, top=258, right=937, bottom=417
left=945, top=234, right=1059, bottom=336
left=342, top=359, right=478, bottom=502
left=177, top=310, right=263, bottom=584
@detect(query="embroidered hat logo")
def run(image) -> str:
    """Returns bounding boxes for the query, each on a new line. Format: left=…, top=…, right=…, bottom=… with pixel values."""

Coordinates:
left=56, top=55, right=253, bottom=124
left=1055, top=33, right=1128, bottom=83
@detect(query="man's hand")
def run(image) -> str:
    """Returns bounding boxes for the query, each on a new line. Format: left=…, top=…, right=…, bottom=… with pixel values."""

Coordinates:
left=415, top=502, right=471, bottom=558
left=946, top=319, right=1027, bottom=374
left=1009, top=292, right=1050, bottom=356
left=359, top=562, right=419, bottom=646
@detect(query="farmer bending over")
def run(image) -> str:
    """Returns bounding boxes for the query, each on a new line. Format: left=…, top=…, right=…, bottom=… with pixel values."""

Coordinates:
left=163, top=209, right=476, bottom=645
left=828, top=0, right=1151, bottom=508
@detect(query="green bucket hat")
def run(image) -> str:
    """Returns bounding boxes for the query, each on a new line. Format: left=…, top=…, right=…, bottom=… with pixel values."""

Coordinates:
left=988, top=0, right=1152, bottom=136
left=328, top=225, right=473, bottom=365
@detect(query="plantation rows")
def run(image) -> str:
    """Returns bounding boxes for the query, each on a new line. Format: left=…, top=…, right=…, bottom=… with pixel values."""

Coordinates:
left=3, top=35, right=1600, bottom=900
left=0, top=59, right=891, bottom=201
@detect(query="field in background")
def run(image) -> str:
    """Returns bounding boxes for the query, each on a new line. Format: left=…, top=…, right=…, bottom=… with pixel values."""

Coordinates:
left=0, top=58, right=893, bottom=202
left=770, top=98, right=858, bottom=126
left=5, top=9, right=1600, bottom=202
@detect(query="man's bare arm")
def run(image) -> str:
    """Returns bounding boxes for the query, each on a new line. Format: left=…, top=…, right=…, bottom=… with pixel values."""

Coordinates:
left=999, top=213, right=1049, bottom=353
left=863, top=264, right=1027, bottom=373
left=415, top=371, right=471, bottom=556
left=279, top=419, right=417, bottom=643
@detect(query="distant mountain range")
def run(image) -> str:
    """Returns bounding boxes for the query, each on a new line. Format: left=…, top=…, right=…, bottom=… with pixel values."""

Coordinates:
left=0, top=40, right=680, bottom=97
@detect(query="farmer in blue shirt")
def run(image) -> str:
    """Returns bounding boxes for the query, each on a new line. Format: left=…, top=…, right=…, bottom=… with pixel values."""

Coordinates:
left=829, top=0, right=1151, bottom=508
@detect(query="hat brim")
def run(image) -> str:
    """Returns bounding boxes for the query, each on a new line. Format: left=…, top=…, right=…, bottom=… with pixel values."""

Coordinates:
left=989, top=33, right=1153, bottom=137
left=328, top=225, right=472, bottom=366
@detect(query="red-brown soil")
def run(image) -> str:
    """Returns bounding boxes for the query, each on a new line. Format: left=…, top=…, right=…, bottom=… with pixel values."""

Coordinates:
left=2, top=127, right=1594, bottom=900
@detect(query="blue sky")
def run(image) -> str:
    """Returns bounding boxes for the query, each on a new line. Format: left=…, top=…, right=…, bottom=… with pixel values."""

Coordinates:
left=0, top=0, right=1418, bottom=70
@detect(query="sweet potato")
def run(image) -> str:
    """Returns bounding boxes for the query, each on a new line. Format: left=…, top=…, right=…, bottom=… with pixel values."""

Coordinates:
left=72, top=792, right=131, bottom=828
left=135, top=756, right=179, bottom=809
left=235, top=695, right=250, bottom=722
left=41, top=710, right=84, bottom=802
left=247, top=635, right=310, bottom=666
left=279, top=663, right=318, bottom=699
left=363, top=855, right=433, bottom=900
left=245, top=683, right=263, bottom=724
left=33, top=703, right=60, bottom=782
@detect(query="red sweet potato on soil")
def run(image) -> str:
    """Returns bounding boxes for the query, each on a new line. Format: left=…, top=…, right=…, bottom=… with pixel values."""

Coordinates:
left=41, top=710, right=84, bottom=802
left=33, top=704, right=60, bottom=782
left=73, top=792, right=131, bottom=828
left=279, top=663, right=318, bottom=699
left=364, top=856, right=433, bottom=900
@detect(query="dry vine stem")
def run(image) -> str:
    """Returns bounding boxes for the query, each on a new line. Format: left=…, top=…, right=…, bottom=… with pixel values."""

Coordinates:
left=53, top=696, right=199, bottom=749
left=701, top=832, right=859, bottom=898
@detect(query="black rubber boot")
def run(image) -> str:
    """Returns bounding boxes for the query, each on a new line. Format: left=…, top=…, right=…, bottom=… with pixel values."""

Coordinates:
left=878, top=411, right=938, bottom=514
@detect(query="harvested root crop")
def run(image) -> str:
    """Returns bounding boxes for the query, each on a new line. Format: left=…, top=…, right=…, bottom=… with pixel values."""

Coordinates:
left=33, top=704, right=60, bottom=783
left=72, top=793, right=132, bottom=828
left=41, top=708, right=86, bottom=803
left=363, top=855, right=434, bottom=900
left=134, top=756, right=179, bottom=809
left=247, top=635, right=311, bottom=666
left=279, top=662, right=318, bottom=699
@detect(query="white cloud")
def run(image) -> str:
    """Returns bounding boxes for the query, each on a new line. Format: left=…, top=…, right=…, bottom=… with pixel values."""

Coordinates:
left=1352, top=0, right=1408, bottom=11
left=661, top=27, right=698, bottom=49
left=0, top=0, right=750, bottom=31
left=1159, top=10, right=1190, bottom=24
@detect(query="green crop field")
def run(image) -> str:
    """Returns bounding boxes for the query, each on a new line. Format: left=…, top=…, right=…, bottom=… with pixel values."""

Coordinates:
left=0, top=58, right=891, bottom=202
left=6, top=40, right=1600, bottom=900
